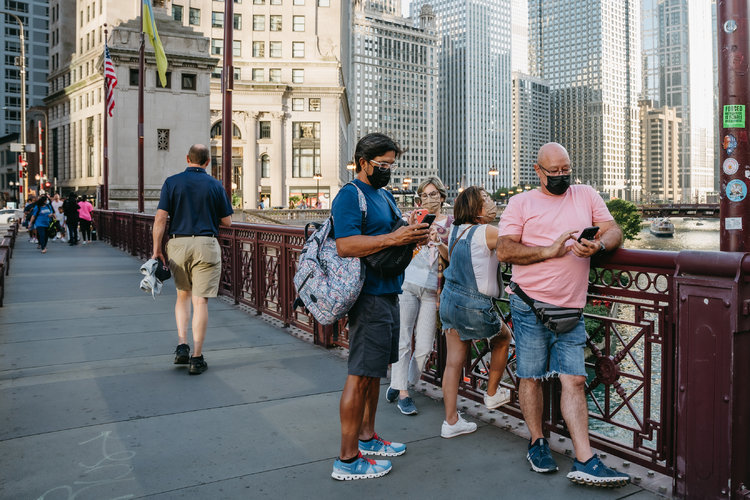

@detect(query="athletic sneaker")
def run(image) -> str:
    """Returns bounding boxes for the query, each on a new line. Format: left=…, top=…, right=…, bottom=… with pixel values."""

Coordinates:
left=188, top=355, right=208, bottom=375
left=397, top=397, right=418, bottom=415
left=567, top=454, right=630, bottom=487
left=174, top=343, right=190, bottom=364
left=527, top=438, right=558, bottom=473
left=484, top=387, right=511, bottom=409
left=358, top=433, right=406, bottom=456
left=440, top=413, right=477, bottom=438
left=385, top=386, right=399, bottom=403
left=331, top=453, right=391, bottom=481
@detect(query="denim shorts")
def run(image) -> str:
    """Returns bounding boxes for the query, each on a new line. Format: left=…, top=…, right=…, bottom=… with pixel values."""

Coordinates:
left=347, top=293, right=399, bottom=378
left=509, top=293, right=586, bottom=379
left=439, top=282, right=502, bottom=341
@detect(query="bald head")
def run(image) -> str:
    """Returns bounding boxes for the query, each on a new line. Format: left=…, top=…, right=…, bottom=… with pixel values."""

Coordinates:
left=187, top=144, right=210, bottom=167
left=537, top=142, right=570, bottom=165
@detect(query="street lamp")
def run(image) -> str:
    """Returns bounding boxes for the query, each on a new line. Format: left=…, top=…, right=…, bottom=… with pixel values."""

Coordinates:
left=488, top=166, right=498, bottom=198
left=346, top=161, right=355, bottom=180
left=2, top=10, right=27, bottom=203
left=313, top=172, right=322, bottom=208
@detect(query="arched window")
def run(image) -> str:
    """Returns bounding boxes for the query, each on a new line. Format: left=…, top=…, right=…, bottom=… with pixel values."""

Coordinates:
left=210, top=121, right=242, bottom=139
left=261, top=154, right=270, bottom=178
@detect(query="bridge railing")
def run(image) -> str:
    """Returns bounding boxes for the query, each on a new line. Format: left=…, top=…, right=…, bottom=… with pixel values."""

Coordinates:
left=93, top=209, right=749, bottom=497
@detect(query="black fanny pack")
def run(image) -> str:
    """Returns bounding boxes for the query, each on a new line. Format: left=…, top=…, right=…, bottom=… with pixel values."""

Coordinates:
left=510, top=281, right=582, bottom=333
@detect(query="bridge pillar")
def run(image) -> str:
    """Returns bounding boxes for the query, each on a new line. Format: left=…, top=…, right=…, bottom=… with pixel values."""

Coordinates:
left=674, top=251, right=750, bottom=498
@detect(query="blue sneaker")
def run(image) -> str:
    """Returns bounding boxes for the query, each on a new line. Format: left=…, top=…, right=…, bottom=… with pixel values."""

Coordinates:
left=567, top=454, right=630, bottom=487
left=331, top=453, right=392, bottom=480
left=385, top=386, right=399, bottom=403
left=358, top=433, right=406, bottom=457
left=397, top=397, right=418, bottom=415
left=527, top=438, right=558, bottom=473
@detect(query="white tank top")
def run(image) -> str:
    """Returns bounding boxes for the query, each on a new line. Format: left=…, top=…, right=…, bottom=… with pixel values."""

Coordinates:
left=452, top=224, right=500, bottom=297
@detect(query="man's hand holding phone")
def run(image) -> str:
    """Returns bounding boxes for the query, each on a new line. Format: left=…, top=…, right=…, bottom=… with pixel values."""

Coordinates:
left=572, top=225, right=601, bottom=258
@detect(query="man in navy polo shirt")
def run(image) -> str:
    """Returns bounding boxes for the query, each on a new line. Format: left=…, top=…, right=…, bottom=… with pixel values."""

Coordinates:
left=152, top=144, right=233, bottom=375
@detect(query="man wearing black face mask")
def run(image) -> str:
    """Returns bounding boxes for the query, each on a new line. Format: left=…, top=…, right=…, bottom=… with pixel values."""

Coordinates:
left=497, top=142, right=627, bottom=487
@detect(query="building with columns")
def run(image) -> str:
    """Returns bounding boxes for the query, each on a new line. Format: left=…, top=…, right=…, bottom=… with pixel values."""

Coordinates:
left=639, top=99, right=681, bottom=203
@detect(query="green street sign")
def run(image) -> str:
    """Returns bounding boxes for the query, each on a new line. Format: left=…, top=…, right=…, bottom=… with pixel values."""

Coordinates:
left=724, top=104, right=745, bottom=128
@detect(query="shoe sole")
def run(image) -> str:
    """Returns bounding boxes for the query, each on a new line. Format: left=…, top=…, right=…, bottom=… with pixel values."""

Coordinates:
left=189, top=365, right=207, bottom=375
left=440, top=426, right=477, bottom=439
left=331, top=468, right=391, bottom=480
left=398, top=406, right=418, bottom=415
left=527, top=453, right=559, bottom=473
left=359, top=447, right=406, bottom=457
left=484, top=395, right=511, bottom=410
left=174, top=355, right=189, bottom=365
left=566, top=471, right=629, bottom=487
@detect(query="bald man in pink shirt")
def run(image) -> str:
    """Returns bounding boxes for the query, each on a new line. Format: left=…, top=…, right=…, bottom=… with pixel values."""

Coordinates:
left=497, top=142, right=628, bottom=487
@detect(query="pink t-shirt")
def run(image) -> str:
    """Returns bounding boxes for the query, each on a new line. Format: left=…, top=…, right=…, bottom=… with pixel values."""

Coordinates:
left=499, top=185, right=613, bottom=308
left=78, top=201, right=94, bottom=221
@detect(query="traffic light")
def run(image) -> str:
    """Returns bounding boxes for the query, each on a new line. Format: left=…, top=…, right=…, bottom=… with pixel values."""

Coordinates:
left=45, top=182, right=51, bottom=188
left=18, top=154, right=27, bottom=168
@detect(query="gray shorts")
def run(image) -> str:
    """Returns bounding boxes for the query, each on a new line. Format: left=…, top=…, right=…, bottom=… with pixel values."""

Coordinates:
left=347, top=293, right=399, bottom=378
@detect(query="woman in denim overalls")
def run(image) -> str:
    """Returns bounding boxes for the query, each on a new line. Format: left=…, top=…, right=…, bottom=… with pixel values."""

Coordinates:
left=439, top=187, right=512, bottom=438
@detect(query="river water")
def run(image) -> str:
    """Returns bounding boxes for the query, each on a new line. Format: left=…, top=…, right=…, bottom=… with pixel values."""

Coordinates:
left=587, top=217, right=719, bottom=447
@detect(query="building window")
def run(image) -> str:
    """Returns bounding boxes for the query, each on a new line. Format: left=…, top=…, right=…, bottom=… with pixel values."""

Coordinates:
left=211, top=39, right=223, bottom=55
left=157, top=129, right=170, bottom=151
left=87, top=117, right=95, bottom=177
left=211, top=67, right=221, bottom=79
left=292, top=98, right=304, bottom=111
left=293, top=0, right=304, bottom=4
left=253, top=41, right=265, bottom=57
left=261, top=154, right=270, bottom=178
left=212, top=11, right=224, bottom=28
left=172, top=5, right=183, bottom=22
left=234, top=68, right=241, bottom=80
left=318, top=0, right=329, bottom=5
left=260, top=121, right=271, bottom=139
left=233, top=40, right=241, bottom=57
left=292, top=69, right=304, bottom=83
left=270, top=15, right=282, bottom=31
left=156, top=72, right=172, bottom=88
left=270, top=41, right=282, bottom=58
left=129, top=68, right=139, bottom=86
left=253, top=15, right=265, bottom=31
left=252, top=68, right=264, bottom=81
left=293, top=16, right=304, bottom=31
left=254, top=0, right=265, bottom=3
left=181, top=73, right=196, bottom=90
left=269, top=68, right=281, bottom=82
left=210, top=121, right=242, bottom=139
left=271, top=0, right=282, bottom=4
left=292, top=122, right=320, bottom=178
left=309, top=98, right=320, bottom=111
left=234, top=14, right=242, bottom=30
left=189, top=8, right=200, bottom=25
left=292, top=42, right=304, bottom=58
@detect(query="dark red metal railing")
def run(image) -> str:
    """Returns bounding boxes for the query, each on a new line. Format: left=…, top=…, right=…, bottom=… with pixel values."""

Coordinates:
left=93, top=210, right=750, bottom=494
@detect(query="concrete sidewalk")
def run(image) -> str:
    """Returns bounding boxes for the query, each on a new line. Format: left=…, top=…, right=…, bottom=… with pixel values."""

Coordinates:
left=0, top=234, right=661, bottom=499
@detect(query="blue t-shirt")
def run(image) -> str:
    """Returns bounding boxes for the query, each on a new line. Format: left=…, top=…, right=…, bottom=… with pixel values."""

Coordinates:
left=157, top=167, right=234, bottom=236
left=32, top=204, right=54, bottom=228
left=331, top=179, right=403, bottom=295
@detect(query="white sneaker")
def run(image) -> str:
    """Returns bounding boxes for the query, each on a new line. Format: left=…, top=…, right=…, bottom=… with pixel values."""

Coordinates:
left=484, top=387, right=511, bottom=409
left=441, top=413, right=477, bottom=438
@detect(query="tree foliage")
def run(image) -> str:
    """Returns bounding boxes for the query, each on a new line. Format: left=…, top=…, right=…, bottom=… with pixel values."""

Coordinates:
left=606, top=198, right=641, bottom=241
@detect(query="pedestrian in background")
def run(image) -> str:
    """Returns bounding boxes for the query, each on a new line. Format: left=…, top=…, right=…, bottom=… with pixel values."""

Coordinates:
left=29, top=195, right=54, bottom=254
left=78, top=196, right=94, bottom=245
left=152, top=144, right=233, bottom=375
left=63, top=192, right=79, bottom=246
left=439, top=186, right=512, bottom=439
left=24, top=195, right=37, bottom=243
left=51, top=193, right=66, bottom=241
left=386, top=176, right=453, bottom=416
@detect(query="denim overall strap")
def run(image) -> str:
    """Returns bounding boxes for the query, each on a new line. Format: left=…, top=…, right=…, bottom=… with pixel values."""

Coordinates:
left=444, top=224, right=481, bottom=293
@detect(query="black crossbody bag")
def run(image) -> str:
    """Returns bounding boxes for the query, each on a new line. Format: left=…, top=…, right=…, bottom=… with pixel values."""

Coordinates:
left=510, top=281, right=582, bottom=333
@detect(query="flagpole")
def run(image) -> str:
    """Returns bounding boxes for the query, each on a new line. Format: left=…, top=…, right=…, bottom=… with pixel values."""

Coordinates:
left=102, top=25, right=109, bottom=210
left=138, top=0, right=145, bottom=213
left=221, top=0, right=233, bottom=199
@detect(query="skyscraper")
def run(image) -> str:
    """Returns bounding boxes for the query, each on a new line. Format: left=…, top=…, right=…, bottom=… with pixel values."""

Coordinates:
left=512, top=71, right=549, bottom=187
left=411, top=0, right=513, bottom=197
left=641, top=0, right=715, bottom=202
left=351, top=1, right=438, bottom=190
left=529, top=0, right=642, bottom=201
left=639, top=99, right=681, bottom=203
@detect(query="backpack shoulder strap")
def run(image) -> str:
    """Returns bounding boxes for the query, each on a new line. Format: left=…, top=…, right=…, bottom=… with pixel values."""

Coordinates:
left=347, top=182, right=368, bottom=233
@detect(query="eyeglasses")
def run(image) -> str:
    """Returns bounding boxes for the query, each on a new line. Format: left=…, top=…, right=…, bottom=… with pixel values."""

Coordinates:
left=538, top=164, right=571, bottom=176
left=420, top=191, right=441, bottom=200
left=369, top=160, right=398, bottom=171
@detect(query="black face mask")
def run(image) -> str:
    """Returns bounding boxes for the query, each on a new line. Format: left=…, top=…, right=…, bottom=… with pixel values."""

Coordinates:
left=545, top=174, right=570, bottom=195
left=367, top=165, right=391, bottom=189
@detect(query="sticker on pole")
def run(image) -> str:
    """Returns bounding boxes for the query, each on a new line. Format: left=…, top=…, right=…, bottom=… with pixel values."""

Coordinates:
left=726, top=217, right=742, bottom=230
left=724, top=105, right=745, bottom=128
left=723, top=158, right=739, bottom=175
left=723, top=134, right=738, bottom=156
left=726, top=179, right=747, bottom=202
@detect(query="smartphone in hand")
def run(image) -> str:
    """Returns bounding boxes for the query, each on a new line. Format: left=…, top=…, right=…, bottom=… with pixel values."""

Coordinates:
left=577, top=226, right=600, bottom=242
left=422, top=213, right=437, bottom=226
left=413, top=208, right=429, bottom=223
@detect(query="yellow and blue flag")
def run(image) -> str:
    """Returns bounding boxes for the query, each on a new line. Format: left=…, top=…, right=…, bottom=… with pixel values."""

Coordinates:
left=143, top=0, right=167, bottom=87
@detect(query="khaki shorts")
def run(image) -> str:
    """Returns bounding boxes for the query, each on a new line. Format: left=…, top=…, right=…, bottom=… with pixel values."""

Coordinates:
left=166, top=236, right=222, bottom=297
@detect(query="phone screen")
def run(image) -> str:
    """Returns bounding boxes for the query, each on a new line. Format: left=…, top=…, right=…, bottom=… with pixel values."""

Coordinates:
left=577, top=226, right=599, bottom=242
left=422, top=213, right=437, bottom=226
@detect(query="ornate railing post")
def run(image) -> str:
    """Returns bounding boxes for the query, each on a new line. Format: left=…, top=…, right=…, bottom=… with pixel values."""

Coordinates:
left=673, top=251, right=750, bottom=498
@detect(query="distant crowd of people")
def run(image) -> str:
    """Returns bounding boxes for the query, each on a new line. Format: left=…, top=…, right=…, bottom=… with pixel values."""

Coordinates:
left=24, top=192, right=95, bottom=253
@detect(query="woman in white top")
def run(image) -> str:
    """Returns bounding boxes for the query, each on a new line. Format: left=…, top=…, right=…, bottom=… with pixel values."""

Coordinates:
left=386, top=177, right=453, bottom=415
left=438, top=186, right=512, bottom=438
left=50, top=193, right=66, bottom=241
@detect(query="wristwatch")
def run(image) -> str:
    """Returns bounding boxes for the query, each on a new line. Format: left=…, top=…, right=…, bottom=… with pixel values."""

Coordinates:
left=597, top=240, right=606, bottom=254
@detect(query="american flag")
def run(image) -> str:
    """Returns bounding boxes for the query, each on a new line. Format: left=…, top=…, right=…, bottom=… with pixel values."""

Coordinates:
left=104, top=43, right=117, bottom=117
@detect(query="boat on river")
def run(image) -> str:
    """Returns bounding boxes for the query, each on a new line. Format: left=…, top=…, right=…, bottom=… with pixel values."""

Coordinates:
left=650, top=218, right=675, bottom=237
